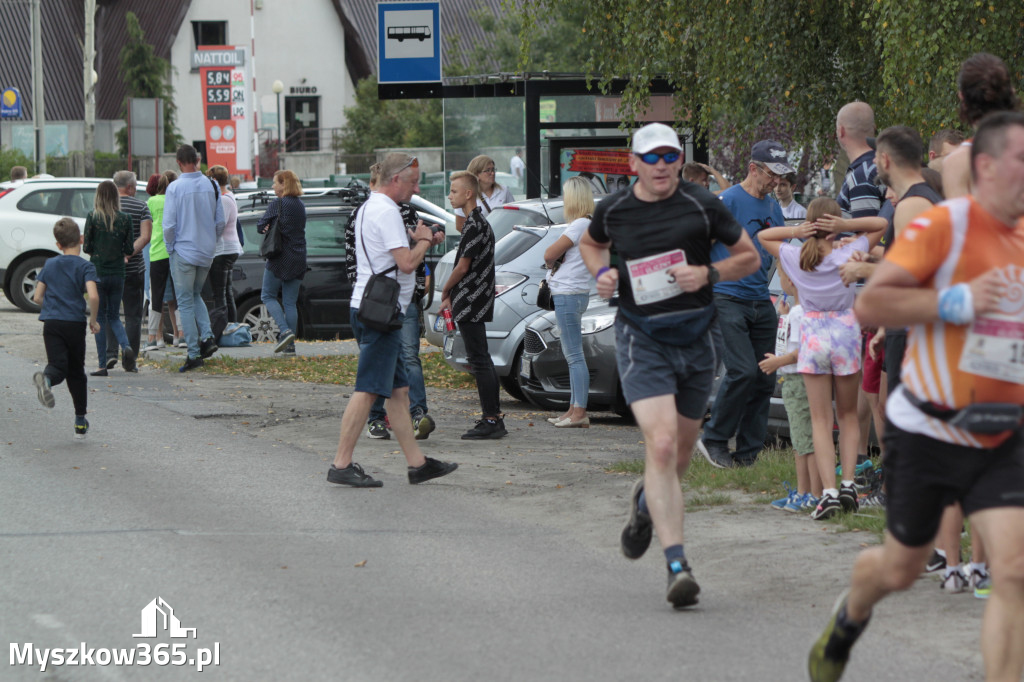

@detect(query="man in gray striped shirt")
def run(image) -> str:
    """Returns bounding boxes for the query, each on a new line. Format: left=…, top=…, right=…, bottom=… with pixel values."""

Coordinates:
left=110, top=170, right=151, bottom=369
left=835, top=101, right=886, bottom=219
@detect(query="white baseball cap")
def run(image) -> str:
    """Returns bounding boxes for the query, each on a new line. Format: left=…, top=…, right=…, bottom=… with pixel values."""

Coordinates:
left=632, top=123, right=682, bottom=154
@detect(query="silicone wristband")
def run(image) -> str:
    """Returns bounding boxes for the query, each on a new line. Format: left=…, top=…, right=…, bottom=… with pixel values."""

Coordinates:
left=937, top=283, right=975, bottom=325
left=596, top=266, right=612, bottom=279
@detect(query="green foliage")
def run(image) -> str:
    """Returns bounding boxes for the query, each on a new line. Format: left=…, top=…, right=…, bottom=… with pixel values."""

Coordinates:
left=515, top=1, right=1024, bottom=171
left=0, top=146, right=34, bottom=179
left=337, top=76, right=444, bottom=154
left=115, top=12, right=183, bottom=155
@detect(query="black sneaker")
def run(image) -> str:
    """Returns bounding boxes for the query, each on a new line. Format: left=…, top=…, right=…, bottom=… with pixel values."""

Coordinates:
left=808, top=590, right=869, bottom=682
left=281, top=343, right=296, bottom=356
left=178, top=356, right=204, bottom=373
left=274, top=332, right=296, bottom=353
left=461, top=417, right=507, bottom=440
left=105, top=357, right=117, bottom=370
left=122, top=347, right=137, bottom=372
left=367, top=419, right=390, bottom=440
left=811, top=494, right=842, bottom=521
left=408, top=457, right=458, bottom=484
left=74, top=416, right=89, bottom=440
left=923, top=550, right=947, bottom=574
left=33, top=372, right=54, bottom=408
left=413, top=413, right=436, bottom=440
left=697, top=438, right=733, bottom=469
left=666, top=560, right=700, bottom=608
left=199, top=337, right=219, bottom=359
left=838, top=483, right=859, bottom=513
left=90, top=368, right=108, bottom=377
left=327, top=463, right=383, bottom=488
left=621, top=478, right=653, bottom=559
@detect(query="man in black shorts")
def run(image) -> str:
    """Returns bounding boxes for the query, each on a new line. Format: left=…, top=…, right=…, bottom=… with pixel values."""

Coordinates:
left=580, top=123, right=759, bottom=608
left=808, top=111, right=1024, bottom=682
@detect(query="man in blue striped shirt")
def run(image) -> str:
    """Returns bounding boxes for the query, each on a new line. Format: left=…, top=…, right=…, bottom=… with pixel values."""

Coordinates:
left=836, top=102, right=886, bottom=219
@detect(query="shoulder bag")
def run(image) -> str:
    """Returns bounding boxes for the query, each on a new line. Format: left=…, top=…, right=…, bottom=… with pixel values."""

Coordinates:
left=355, top=212, right=403, bottom=333
left=536, top=277, right=555, bottom=311
left=259, top=202, right=283, bottom=259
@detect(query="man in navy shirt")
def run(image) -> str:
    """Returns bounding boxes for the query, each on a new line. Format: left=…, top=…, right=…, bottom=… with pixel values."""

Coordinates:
left=700, top=140, right=793, bottom=468
left=836, top=101, right=886, bottom=219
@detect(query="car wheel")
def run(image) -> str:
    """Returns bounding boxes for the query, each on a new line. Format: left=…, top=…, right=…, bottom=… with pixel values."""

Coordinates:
left=9, top=256, right=47, bottom=313
left=238, top=297, right=279, bottom=344
left=499, top=345, right=528, bottom=403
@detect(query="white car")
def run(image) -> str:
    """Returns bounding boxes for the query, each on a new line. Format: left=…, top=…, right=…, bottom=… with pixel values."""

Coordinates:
left=0, top=177, right=149, bottom=313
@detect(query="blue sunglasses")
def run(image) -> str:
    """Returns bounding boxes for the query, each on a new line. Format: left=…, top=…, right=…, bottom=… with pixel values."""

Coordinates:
left=635, top=151, right=681, bottom=165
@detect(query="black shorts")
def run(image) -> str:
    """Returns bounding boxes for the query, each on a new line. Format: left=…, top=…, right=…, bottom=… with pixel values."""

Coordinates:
left=884, top=419, right=1024, bottom=547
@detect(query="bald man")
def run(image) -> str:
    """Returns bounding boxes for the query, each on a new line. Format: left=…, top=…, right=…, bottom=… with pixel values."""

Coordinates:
left=835, top=102, right=886, bottom=219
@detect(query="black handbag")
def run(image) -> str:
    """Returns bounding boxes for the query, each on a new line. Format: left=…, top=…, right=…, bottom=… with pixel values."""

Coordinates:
left=536, top=278, right=555, bottom=311
left=355, top=215, right=403, bottom=333
left=259, top=213, right=282, bottom=259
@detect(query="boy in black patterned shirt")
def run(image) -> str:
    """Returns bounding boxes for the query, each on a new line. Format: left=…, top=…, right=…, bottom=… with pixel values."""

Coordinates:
left=441, top=171, right=504, bottom=440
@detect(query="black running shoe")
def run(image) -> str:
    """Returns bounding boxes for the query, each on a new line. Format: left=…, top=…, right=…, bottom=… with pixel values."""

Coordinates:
left=621, top=478, right=653, bottom=560
left=811, top=494, right=842, bottom=521
left=74, top=416, right=89, bottom=440
left=90, top=368, right=108, bottom=377
left=666, top=560, right=700, bottom=608
left=923, top=550, right=947, bottom=574
left=808, top=590, right=869, bottom=682
left=461, top=417, right=507, bottom=440
left=366, top=419, right=390, bottom=440
left=838, top=483, right=859, bottom=513
left=122, top=347, right=137, bottom=373
left=199, top=337, right=219, bottom=359
left=105, top=357, right=117, bottom=370
left=327, top=463, right=383, bottom=488
left=178, top=356, right=204, bottom=373
left=408, top=457, right=458, bottom=484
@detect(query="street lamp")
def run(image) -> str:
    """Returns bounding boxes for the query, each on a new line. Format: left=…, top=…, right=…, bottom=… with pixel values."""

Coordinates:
left=272, top=80, right=284, bottom=145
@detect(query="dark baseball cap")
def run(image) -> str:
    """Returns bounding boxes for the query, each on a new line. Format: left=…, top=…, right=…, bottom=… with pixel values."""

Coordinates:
left=751, top=140, right=796, bottom=175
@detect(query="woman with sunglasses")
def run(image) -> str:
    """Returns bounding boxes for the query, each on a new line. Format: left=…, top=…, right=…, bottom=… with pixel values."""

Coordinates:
left=455, top=155, right=515, bottom=232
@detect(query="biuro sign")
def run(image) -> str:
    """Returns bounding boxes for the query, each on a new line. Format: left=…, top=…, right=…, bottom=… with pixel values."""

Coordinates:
left=195, top=46, right=252, bottom=178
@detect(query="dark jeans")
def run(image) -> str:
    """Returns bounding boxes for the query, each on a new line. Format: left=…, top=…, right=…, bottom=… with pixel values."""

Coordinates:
left=149, top=258, right=171, bottom=314
left=458, top=320, right=500, bottom=418
left=42, top=320, right=88, bottom=416
left=105, top=270, right=144, bottom=358
left=209, top=253, right=239, bottom=322
left=703, top=295, right=778, bottom=462
left=96, top=274, right=131, bottom=367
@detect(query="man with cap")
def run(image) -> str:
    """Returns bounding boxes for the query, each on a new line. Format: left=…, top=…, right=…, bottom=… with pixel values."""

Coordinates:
left=580, top=123, right=759, bottom=608
left=699, top=140, right=794, bottom=468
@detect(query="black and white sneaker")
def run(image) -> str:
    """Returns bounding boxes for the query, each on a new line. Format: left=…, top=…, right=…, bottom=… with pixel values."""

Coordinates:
left=666, top=560, right=700, bottom=608
left=408, top=457, right=458, bottom=484
left=327, top=463, right=383, bottom=488
left=461, top=417, right=507, bottom=440
left=33, top=372, right=54, bottom=408
left=838, top=483, right=859, bottom=513
left=811, top=494, right=842, bottom=521
left=413, top=413, right=436, bottom=440
left=199, top=337, right=219, bottom=359
left=274, top=332, right=296, bottom=353
left=697, top=438, right=733, bottom=469
left=367, top=419, right=390, bottom=440
left=923, top=550, right=947, bottom=574
left=105, top=357, right=118, bottom=370
left=621, top=478, right=653, bottom=560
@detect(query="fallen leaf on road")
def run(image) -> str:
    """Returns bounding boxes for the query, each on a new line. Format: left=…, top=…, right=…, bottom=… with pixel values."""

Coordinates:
left=354, top=560, right=367, bottom=567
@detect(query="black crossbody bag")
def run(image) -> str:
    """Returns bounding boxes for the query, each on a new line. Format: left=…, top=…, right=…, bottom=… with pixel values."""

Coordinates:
left=355, top=213, right=403, bottom=333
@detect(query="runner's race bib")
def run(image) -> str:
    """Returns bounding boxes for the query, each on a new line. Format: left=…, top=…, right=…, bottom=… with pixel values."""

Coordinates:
left=960, top=312, right=1024, bottom=385
left=775, top=312, right=789, bottom=357
left=626, top=249, right=686, bottom=306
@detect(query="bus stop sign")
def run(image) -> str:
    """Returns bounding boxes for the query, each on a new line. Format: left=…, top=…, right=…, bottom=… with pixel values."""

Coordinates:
left=377, top=2, right=441, bottom=84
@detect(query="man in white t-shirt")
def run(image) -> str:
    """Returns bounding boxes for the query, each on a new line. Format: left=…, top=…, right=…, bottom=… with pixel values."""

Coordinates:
left=327, top=153, right=456, bottom=488
left=510, top=148, right=525, bottom=185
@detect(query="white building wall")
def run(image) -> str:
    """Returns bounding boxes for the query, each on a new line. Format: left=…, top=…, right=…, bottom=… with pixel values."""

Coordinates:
left=169, top=0, right=355, bottom=159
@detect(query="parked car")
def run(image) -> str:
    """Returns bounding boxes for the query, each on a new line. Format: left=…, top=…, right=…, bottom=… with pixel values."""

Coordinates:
left=232, top=188, right=453, bottom=342
left=0, top=177, right=150, bottom=313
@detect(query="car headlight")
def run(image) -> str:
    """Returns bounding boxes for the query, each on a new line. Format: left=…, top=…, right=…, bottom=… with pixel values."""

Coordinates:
left=581, top=312, right=617, bottom=335
left=495, top=272, right=528, bottom=297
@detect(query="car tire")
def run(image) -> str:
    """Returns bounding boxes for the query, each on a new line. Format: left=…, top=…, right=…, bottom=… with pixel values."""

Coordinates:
left=9, top=256, right=48, bottom=313
left=237, top=297, right=280, bottom=344
left=499, top=344, right=528, bottom=403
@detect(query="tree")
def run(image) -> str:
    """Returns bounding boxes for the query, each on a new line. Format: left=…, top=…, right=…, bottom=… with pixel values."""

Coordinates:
left=515, top=1, right=1024, bottom=176
left=115, top=12, right=183, bottom=155
left=0, top=146, right=34, bottom=180
left=336, top=76, right=445, bottom=154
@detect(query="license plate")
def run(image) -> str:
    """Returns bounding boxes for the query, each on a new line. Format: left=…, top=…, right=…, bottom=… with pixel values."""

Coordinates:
left=433, top=315, right=445, bottom=333
left=521, top=357, right=532, bottom=379
left=443, top=334, right=454, bottom=356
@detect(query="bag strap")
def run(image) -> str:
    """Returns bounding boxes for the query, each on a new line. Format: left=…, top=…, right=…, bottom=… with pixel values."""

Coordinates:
left=358, top=207, right=399, bottom=278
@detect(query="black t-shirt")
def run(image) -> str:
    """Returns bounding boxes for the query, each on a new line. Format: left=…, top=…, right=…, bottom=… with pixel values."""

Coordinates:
left=452, top=206, right=495, bottom=323
left=587, top=184, right=743, bottom=316
left=881, top=182, right=943, bottom=250
left=346, top=200, right=426, bottom=301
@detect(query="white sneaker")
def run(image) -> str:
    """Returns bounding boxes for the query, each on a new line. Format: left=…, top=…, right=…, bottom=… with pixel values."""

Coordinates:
left=941, top=569, right=968, bottom=593
left=144, top=341, right=159, bottom=352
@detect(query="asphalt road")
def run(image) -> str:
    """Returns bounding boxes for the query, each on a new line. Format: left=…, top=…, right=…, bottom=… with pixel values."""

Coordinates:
left=0, top=298, right=980, bottom=681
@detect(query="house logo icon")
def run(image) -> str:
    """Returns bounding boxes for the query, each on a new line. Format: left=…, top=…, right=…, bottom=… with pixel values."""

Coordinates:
left=133, top=597, right=197, bottom=639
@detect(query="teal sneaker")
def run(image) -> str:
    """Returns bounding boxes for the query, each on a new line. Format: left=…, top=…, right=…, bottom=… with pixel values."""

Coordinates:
left=771, top=482, right=798, bottom=510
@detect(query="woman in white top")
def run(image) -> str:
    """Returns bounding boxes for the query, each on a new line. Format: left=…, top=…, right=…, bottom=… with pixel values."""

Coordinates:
left=208, top=165, right=244, bottom=322
left=454, top=154, right=515, bottom=232
left=542, top=176, right=595, bottom=428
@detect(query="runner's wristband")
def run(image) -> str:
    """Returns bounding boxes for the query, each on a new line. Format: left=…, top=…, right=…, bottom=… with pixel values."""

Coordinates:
left=937, top=283, right=975, bottom=325
left=596, top=266, right=612, bottom=279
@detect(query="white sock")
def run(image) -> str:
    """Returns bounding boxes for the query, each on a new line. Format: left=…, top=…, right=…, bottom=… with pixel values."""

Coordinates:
left=969, top=562, right=988, bottom=576
left=823, top=488, right=839, bottom=498
left=945, top=565, right=962, bottom=579
left=841, top=479, right=855, bottom=488
left=935, top=548, right=947, bottom=559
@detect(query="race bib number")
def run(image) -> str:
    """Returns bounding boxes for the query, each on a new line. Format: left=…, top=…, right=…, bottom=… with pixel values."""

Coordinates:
left=626, top=249, right=686, bottom=306
left=959, top=314, right=1024, bottom=384
left=775, top=313, right=789, bottom=357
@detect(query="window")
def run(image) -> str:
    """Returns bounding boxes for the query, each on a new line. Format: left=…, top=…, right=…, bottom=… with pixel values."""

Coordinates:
left=305, top=216, right=346, bottom=257
left=17, top=190, right=64, bottom=216
left=192, top=21, right=227, bottom=48
left=68, top=189, right=95, bottom=218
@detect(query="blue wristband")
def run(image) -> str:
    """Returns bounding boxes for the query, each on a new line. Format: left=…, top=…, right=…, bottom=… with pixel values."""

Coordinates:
left=937, top=283, right=975, bottom=325
left=596, top=266, right=612, bottom=279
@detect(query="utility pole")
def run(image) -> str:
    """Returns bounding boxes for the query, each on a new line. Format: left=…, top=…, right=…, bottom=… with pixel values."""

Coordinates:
left=83, top=0, right=96, bottom=176
left=31, top=0, right=46, bottom=174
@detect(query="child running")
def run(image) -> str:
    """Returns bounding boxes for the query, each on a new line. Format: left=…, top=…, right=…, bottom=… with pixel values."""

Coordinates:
left=758, top=197, right=885, bottom=520
left=32, top=218, right=101, bottom=438
left=760, top=267, right=822, bottom=512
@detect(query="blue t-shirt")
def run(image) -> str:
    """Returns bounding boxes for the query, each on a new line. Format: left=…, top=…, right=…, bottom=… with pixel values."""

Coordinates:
left=37, top=255, right=99, bottom=322
left=711, top=185, right=784, bottom=300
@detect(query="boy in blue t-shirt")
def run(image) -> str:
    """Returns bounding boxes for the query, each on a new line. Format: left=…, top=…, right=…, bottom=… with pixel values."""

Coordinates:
left=32, top=217, right=100, bottom=438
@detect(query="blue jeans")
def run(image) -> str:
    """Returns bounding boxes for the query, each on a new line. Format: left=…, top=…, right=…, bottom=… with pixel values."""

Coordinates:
left=95, top=274, right=131, bottom=367
left=170, top=251, right=213, bottom=359
left=261, top=269, right=300, bottom=339
left=369, top=299, right=427, bottom=422
left=702, top=295, right=778, bottom=462
left=349, top=309, right=408, bottom=397
left=553, top=292, right=590, bottom=408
